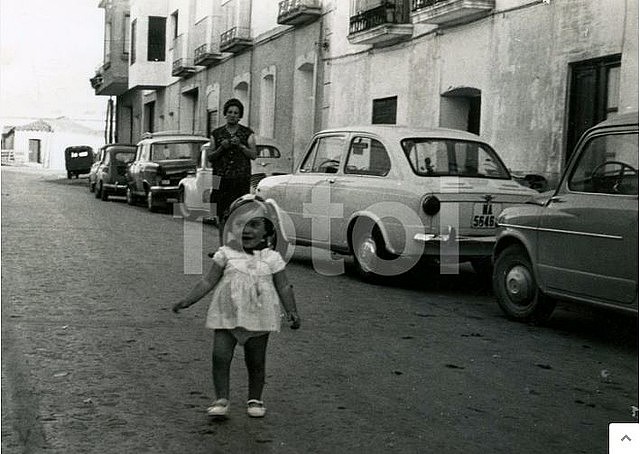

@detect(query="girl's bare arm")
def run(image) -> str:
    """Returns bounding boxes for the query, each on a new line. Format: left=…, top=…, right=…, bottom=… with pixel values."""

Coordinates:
left=273, top=270, right=300, bottom=329
left=173, top=262, right=224, bottom=312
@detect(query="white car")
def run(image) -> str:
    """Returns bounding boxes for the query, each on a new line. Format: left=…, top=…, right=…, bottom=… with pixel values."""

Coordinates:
left=256, top=125, right=537, bottom=282
left=178, top=137, right=288, bottom=220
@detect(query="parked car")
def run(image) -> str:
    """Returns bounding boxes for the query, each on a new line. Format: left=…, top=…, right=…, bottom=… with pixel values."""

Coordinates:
left=492, top=111, right=638, bottom=323
left=88, top=146, right=106, bottom=192
left=126, top=132, right=209, bottom=212
left=94, top=144, right=137, bottom=201
left=64, top=146, right=93, bottom=179
left=250, top=136, right=290, bottom=191
left=255, top=125, right=537, bottom=282
left=177, top=137, right=290, bottom=220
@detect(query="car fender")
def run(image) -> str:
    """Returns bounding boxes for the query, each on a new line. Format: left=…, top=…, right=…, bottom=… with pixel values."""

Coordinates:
left=346, top=210, right=396, bottom=255
left=494, top=206, right=544, bottom=284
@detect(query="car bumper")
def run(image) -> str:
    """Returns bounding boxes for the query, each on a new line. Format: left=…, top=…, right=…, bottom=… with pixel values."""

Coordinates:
left=413, top=226, right=495, bottom=258
left=149, top=185, right=180, bottom=203
left=104, top=183, right=128, bottom=194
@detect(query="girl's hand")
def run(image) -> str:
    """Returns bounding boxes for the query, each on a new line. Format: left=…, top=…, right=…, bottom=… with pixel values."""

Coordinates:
left=288, top=311, right=301, bottom=330
left=172, top=300, right=189, bottom=313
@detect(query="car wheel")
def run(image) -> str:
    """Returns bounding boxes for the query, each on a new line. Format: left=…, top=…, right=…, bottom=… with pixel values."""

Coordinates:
left=351, top=220, right=392, bottom=284
left=147, top=191, right=158, bottom=212
left=178, top=188, right=197, bottom=221
left=492, top=244, right=556, bottom=323
left=95, top=182, right=102, bottom=199
left=89, top=180, right=95, bottom=193
left=101, top=185, right=109, bottom=201
left=67, top=171, right=72, bottom=179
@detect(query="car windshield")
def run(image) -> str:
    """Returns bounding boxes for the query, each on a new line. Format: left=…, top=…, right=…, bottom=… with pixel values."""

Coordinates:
left=402, top=139, right=510, bottom=179
left=113, top=151, right=136, bottom=164
left=151, top=141, right=204, bottom=161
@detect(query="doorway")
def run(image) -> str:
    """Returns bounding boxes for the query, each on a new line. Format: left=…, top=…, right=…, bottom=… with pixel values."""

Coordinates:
left=28, top=139, right=41, bottom=163
left=440, top=87, right=481, bottom=134
left=566, top=54, right=621, bottom=160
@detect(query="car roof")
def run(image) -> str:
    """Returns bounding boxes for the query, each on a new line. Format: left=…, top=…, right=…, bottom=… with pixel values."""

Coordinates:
left=103, top=143, right=136, bottom=149
left=589, top=111, right=638, bottom=130
left=315, top=125, right=487, bottom=142
left=138, top=133, right=209, bottom=144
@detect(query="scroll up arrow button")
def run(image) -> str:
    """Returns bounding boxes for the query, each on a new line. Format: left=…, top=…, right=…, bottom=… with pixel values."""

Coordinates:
left=621, top=435, right=632, bottom=442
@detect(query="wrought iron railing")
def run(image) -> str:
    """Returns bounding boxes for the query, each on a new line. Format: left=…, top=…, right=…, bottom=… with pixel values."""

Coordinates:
left=349, top=2, right=400, bottom=35
left=220, top=27, right=251, bottom=48
left=411, top=0, right=442, bottom=10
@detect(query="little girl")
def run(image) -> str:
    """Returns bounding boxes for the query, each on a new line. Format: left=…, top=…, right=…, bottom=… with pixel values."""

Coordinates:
left=172, top=194, right=300, bottom=418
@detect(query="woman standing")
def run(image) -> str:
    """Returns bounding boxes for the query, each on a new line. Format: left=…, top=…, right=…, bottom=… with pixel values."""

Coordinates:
left=208, top=98, right=257, bottom=238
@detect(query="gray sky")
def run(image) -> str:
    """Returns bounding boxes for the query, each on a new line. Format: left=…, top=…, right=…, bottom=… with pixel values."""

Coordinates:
left=0, top=0, right=107, bottom=129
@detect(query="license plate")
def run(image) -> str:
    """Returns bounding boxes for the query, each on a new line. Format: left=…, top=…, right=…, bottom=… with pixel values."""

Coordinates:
left=471, top=202, right=499, bottom=229
left=161, top=179, right=170, bottom=185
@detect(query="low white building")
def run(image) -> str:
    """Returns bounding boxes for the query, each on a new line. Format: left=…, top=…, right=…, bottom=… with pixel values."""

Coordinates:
left=1, top=117, right=105, bottom=170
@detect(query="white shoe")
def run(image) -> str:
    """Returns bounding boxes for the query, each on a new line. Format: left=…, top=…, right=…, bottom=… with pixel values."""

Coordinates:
left=247, top=399, right=266, bottom=418
left=207, top=398, right=230, bottom=417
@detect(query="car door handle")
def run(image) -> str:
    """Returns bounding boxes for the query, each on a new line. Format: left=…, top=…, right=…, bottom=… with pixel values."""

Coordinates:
left=327, top=178, right=335, bottom=184
left=549, top=196, right=565, bottom=203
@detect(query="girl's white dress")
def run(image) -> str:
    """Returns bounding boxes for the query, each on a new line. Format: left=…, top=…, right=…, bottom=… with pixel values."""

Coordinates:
left=206, top=246, right=285, bottom=336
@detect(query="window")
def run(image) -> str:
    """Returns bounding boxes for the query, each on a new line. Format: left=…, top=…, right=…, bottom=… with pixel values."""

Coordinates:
left=259, top=70, right=276, bottom=138
left=345, top=137, right=391, bottom=176
left=148, top=16, right=166, bottom=62
left=171, top=11, right=179, bottom=40
left=151, top=141, right=204, bottom=162
left=257, top=145, right=281, bottom=159
left=104, top=22, right=112, bottom=64
left=401, top=139, right=510, bottom=179
left=300, top=135, right=346, bottom=173
left=130, top=19, right=137, bottom=63
left=144, top=101, right=155, bottom=133
left=372, top=96, right=397, bottom=124
left=114, top=151, right=135, bottom=164
left=568, top=132, right=638, bottom=195
left=123, top=14, right=131, bottom=54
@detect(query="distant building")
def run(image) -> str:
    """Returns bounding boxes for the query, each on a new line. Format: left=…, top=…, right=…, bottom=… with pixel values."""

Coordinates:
left=91, top=0, right=638, bottom=184
left=1, top=117, right=104, bottom=169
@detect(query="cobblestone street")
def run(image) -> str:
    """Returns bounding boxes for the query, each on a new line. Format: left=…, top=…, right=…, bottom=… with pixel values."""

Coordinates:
left=1, top=166, right=638, bottom=453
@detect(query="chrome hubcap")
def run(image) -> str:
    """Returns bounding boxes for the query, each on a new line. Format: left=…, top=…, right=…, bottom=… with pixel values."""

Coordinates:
left=356, top=237, right=377, bottom=273
left=505, top=265, right=534, bottom=305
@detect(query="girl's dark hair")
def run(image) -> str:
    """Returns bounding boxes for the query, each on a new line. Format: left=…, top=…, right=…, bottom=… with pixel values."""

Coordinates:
left=223, top=98, right=244, bottom=118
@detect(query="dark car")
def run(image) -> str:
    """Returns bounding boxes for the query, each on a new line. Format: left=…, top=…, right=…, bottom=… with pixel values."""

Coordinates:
left=94, top=144, right=137, bottom=201
left=65, top=146, right=94, bottom=179
left=126, top=132, right=209, bottom=212
left=88, top=147, right=106, bottom=193
left=492, top=111, right=638, bottom=323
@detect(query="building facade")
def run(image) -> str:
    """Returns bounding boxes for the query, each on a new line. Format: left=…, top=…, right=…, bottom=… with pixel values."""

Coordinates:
left=91, top=0, right=638, bottom=183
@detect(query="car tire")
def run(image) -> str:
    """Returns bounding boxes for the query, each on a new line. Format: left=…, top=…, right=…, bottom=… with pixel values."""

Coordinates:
left=95, top=182, right=102, bottom=199
left=178, top=188, right=197, bottom=221
left=351, top=220, right=392, bottom=284
left=492, top=244, right=556, bottom=323
left=147, top=191, right=158, bottom=212
left=101, top=185, right=109, bottom=201
left=89, top=180, right=95, bottom=193
left=67, top=171, right=72, bottom=180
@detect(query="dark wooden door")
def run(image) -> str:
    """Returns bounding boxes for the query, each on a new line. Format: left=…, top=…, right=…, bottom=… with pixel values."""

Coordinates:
left=28, top=139, right=41, bottom=163
left=566, top=54, right=621, bottom=161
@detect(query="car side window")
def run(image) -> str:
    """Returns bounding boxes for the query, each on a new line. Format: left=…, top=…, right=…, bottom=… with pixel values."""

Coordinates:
left=257, top=145, right=280, bottom=159
left=345, top=137, right=391, bottom=176
left=568, top=132, right=638, bottom=195
left=300, top=135, right=345, bottom=174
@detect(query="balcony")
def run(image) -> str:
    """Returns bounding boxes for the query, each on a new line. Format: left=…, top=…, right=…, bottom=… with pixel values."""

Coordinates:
left=171, top=34, right=197, bottom=78
left=348, top=2, right=413, bottom=47
left=411, top=0, right=494, bottom=26
left=91, top=62, right=128, bottom=96
left=220, top=27, right=252, bottom=53
left=277, top=0, right=322, bottom=26
left=193, top=16, right=223, bottom=67
left=172, top=58, right=197, bottom=77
